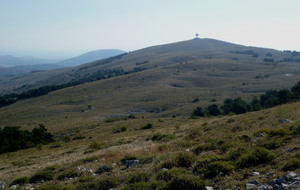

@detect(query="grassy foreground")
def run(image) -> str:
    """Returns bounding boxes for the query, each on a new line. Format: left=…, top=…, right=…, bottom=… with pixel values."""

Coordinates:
left=0, top=102, right=299, bottom=189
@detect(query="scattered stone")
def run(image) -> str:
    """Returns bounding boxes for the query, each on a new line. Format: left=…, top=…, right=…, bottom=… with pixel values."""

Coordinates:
left=248, top=179, right=259, bottom=185
left=250, top=171, right=260, bottom=176
left=205, top=186, right=213, bottom=190
left=279, top=119, right=294, bottom=124
left=257, top=185, right=272, bottom=190
left=162, top=168, right=168, bottom=171
left=10, top=185, right=18, bottom=189
left=257, top=171, right=300, bottom=190
left=246, top=183, right=257, bottom=189
left=216, top=172, right=224, bottom=177
left=284, top=171, right=298, bottom=181
left=125, top=160, right=139, bottom=169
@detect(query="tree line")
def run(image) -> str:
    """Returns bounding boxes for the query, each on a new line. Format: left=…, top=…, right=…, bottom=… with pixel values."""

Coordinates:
left=0, top=67, right=146, bottom=108
left=0, top=124, right=53, bottom=154
left=192, top=82, right=300, bottom=117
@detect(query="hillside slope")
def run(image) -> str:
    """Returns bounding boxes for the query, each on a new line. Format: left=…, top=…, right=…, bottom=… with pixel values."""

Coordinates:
left=1, top=38, right=299, bottom=94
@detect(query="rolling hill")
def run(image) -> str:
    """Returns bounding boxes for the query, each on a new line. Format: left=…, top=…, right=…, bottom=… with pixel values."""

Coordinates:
left=57, top=49, right=126, bottom=67
left=0, top=38, right=300, bottom=189
left=1, top=38, right=300, bottom=130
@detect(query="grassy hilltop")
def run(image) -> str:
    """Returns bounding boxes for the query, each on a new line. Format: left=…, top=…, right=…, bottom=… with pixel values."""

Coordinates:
left=0, top=38, right=300, bottom=189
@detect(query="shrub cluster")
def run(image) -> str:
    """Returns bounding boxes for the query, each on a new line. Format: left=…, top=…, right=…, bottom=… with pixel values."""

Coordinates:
left=0, top=124, right=53, bottom=154
left=192, top=82, right=300, bottom=117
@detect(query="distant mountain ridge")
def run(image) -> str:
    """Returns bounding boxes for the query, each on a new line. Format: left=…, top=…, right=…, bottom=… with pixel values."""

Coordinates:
left=57, top=49, right=126, bottom=67
left=0, top=38, right=300, bottom=95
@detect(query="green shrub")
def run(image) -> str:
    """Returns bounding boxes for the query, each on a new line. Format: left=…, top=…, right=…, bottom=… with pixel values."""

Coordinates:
left=228, top=147, right=247, bottom=161
left=37, top=184, right=62, bottom=190
left=260, top=140, right=282, bottom=150
left=29, top=171, right=54, bottom=183
left=156, top=168, right=188, bottom=181
left=175, top=152, right=196, bottom=168
left=127, top=172, right=150, bottom=184
left=142, top=123, right=153, bottom=130
left=152, top=133, right=176, bottom=142
left=98, top=176, right=119, bottom=190
left=10, top=176, right=29, bottom=186
left=121, top=182, right=151, bottom=190
left=163, top=174, right=206, bottom=190
left=192, top=143, right=217, bottom=155
left=88, top=141, right=105, bottom=150
left=268, top=129, right=288, bottom=137
left=282, top=158, right=300, bottom=171
left=78, top=175, right=95, bottom=183
left=186, top=129, right=203, bottom=139
left=193, top=155, right=224, bottom=174
left=57, top=169, right=79, bottom=180
left=203, top=161, right=235, bottom=178
left=237, top=147, right=275, bottom=168
left=160, top=160, right=176, bottom=169
left=95, top=164, right=113, bottom=174
left=76, top=182, right=98, bottom=190
left=290, top=125, right=300, bottom=135
left=82, top=156, right=98, bottom=163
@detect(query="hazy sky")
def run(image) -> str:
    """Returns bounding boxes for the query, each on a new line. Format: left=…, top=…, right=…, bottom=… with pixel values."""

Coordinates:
left=1, top=0, right=300, bottom=58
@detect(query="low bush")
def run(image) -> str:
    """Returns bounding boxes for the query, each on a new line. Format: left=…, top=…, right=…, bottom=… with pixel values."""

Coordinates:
left=227, top=147, right=247, bottom=161
left=282, top=158, right=300, bottom=171
left=57, top=169, right=79, bottom=180
left=10, top=176, right=29, bottom=186
left=156, top=168, right=188, bottom=181
left=175, top=152, right=196, bottom=168
left=152, top=133, right=175, bottom=142
left=141, top=123, right=153, bottom=130
left=193, top=155, right=224, bottom=175
left=160, top=160, right=176, bottom=169
left=237, top=147, right=275, bottom=168
left=81, top=156, right=98, bottom=163
left=95, top=164, right=113, bottom=174
left=29, top=171, right=54, bottom=183
left=163, top=174, right=206, bottom=190
left=98, top=176, right=119, bottom=190
left=127, top=172, right=150, bottom=184
left=37, top=184, right=62, bottom=190
left=192, top=143, right=217, bottom=155
left=202, top=161, right=235, bottom=178
left=121, top=182, right=151, bottom=190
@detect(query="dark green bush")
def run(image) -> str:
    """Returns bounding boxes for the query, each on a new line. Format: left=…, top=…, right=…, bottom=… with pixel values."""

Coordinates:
left=228, top=147, right=247, bottom=161
left=163, top=174, right=206, bottom=190
left=37, top=184, right=62, bottom=190
left=76, top=182, right=98, bottom=190
left=127, top=172, right=150, bottom=184
left=156, top=168, right=188, bottom=181
left=10, top=176, right=29, bottom=186
left=282, top=158, right=300, bottom=171
left=192, top=143, right=217, bottom=155
left=95, top=164, right=113, bottom=174
left=175, top=152, right=196, bottom=168
left=152, top=133, right=175, bottom=142
left=82, top=156, right=98, bottom=163
left=290, top=125, right=300, bottom=135
left=202, top=161, right=235, bottom=178
left=193, top=155, right=224, bottom=175
left=29, top=171, right=54, bottom=183
left=98, top=176, right=119, bottom=190
left=160, top=160, right=176, bottom=169
left=268, top=129, right=288, bottom=137
left=121, top=182, right=151, bottom=190
left=142, top=123, right=153, bottom=130
left=57, top=169, right=79, bottom=180
left=237, top=147, right=275, bottom=168
left=260, top=140, right=282, bottom=150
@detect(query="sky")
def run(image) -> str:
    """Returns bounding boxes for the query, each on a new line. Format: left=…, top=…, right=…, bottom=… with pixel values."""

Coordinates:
left=0, top=0, right=300, bottom=59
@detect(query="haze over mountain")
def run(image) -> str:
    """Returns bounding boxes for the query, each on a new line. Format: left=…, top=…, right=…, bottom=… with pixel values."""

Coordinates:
left=57, top=49, right=126, bottom=67
left=0, top=38, right=299, bottom=95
